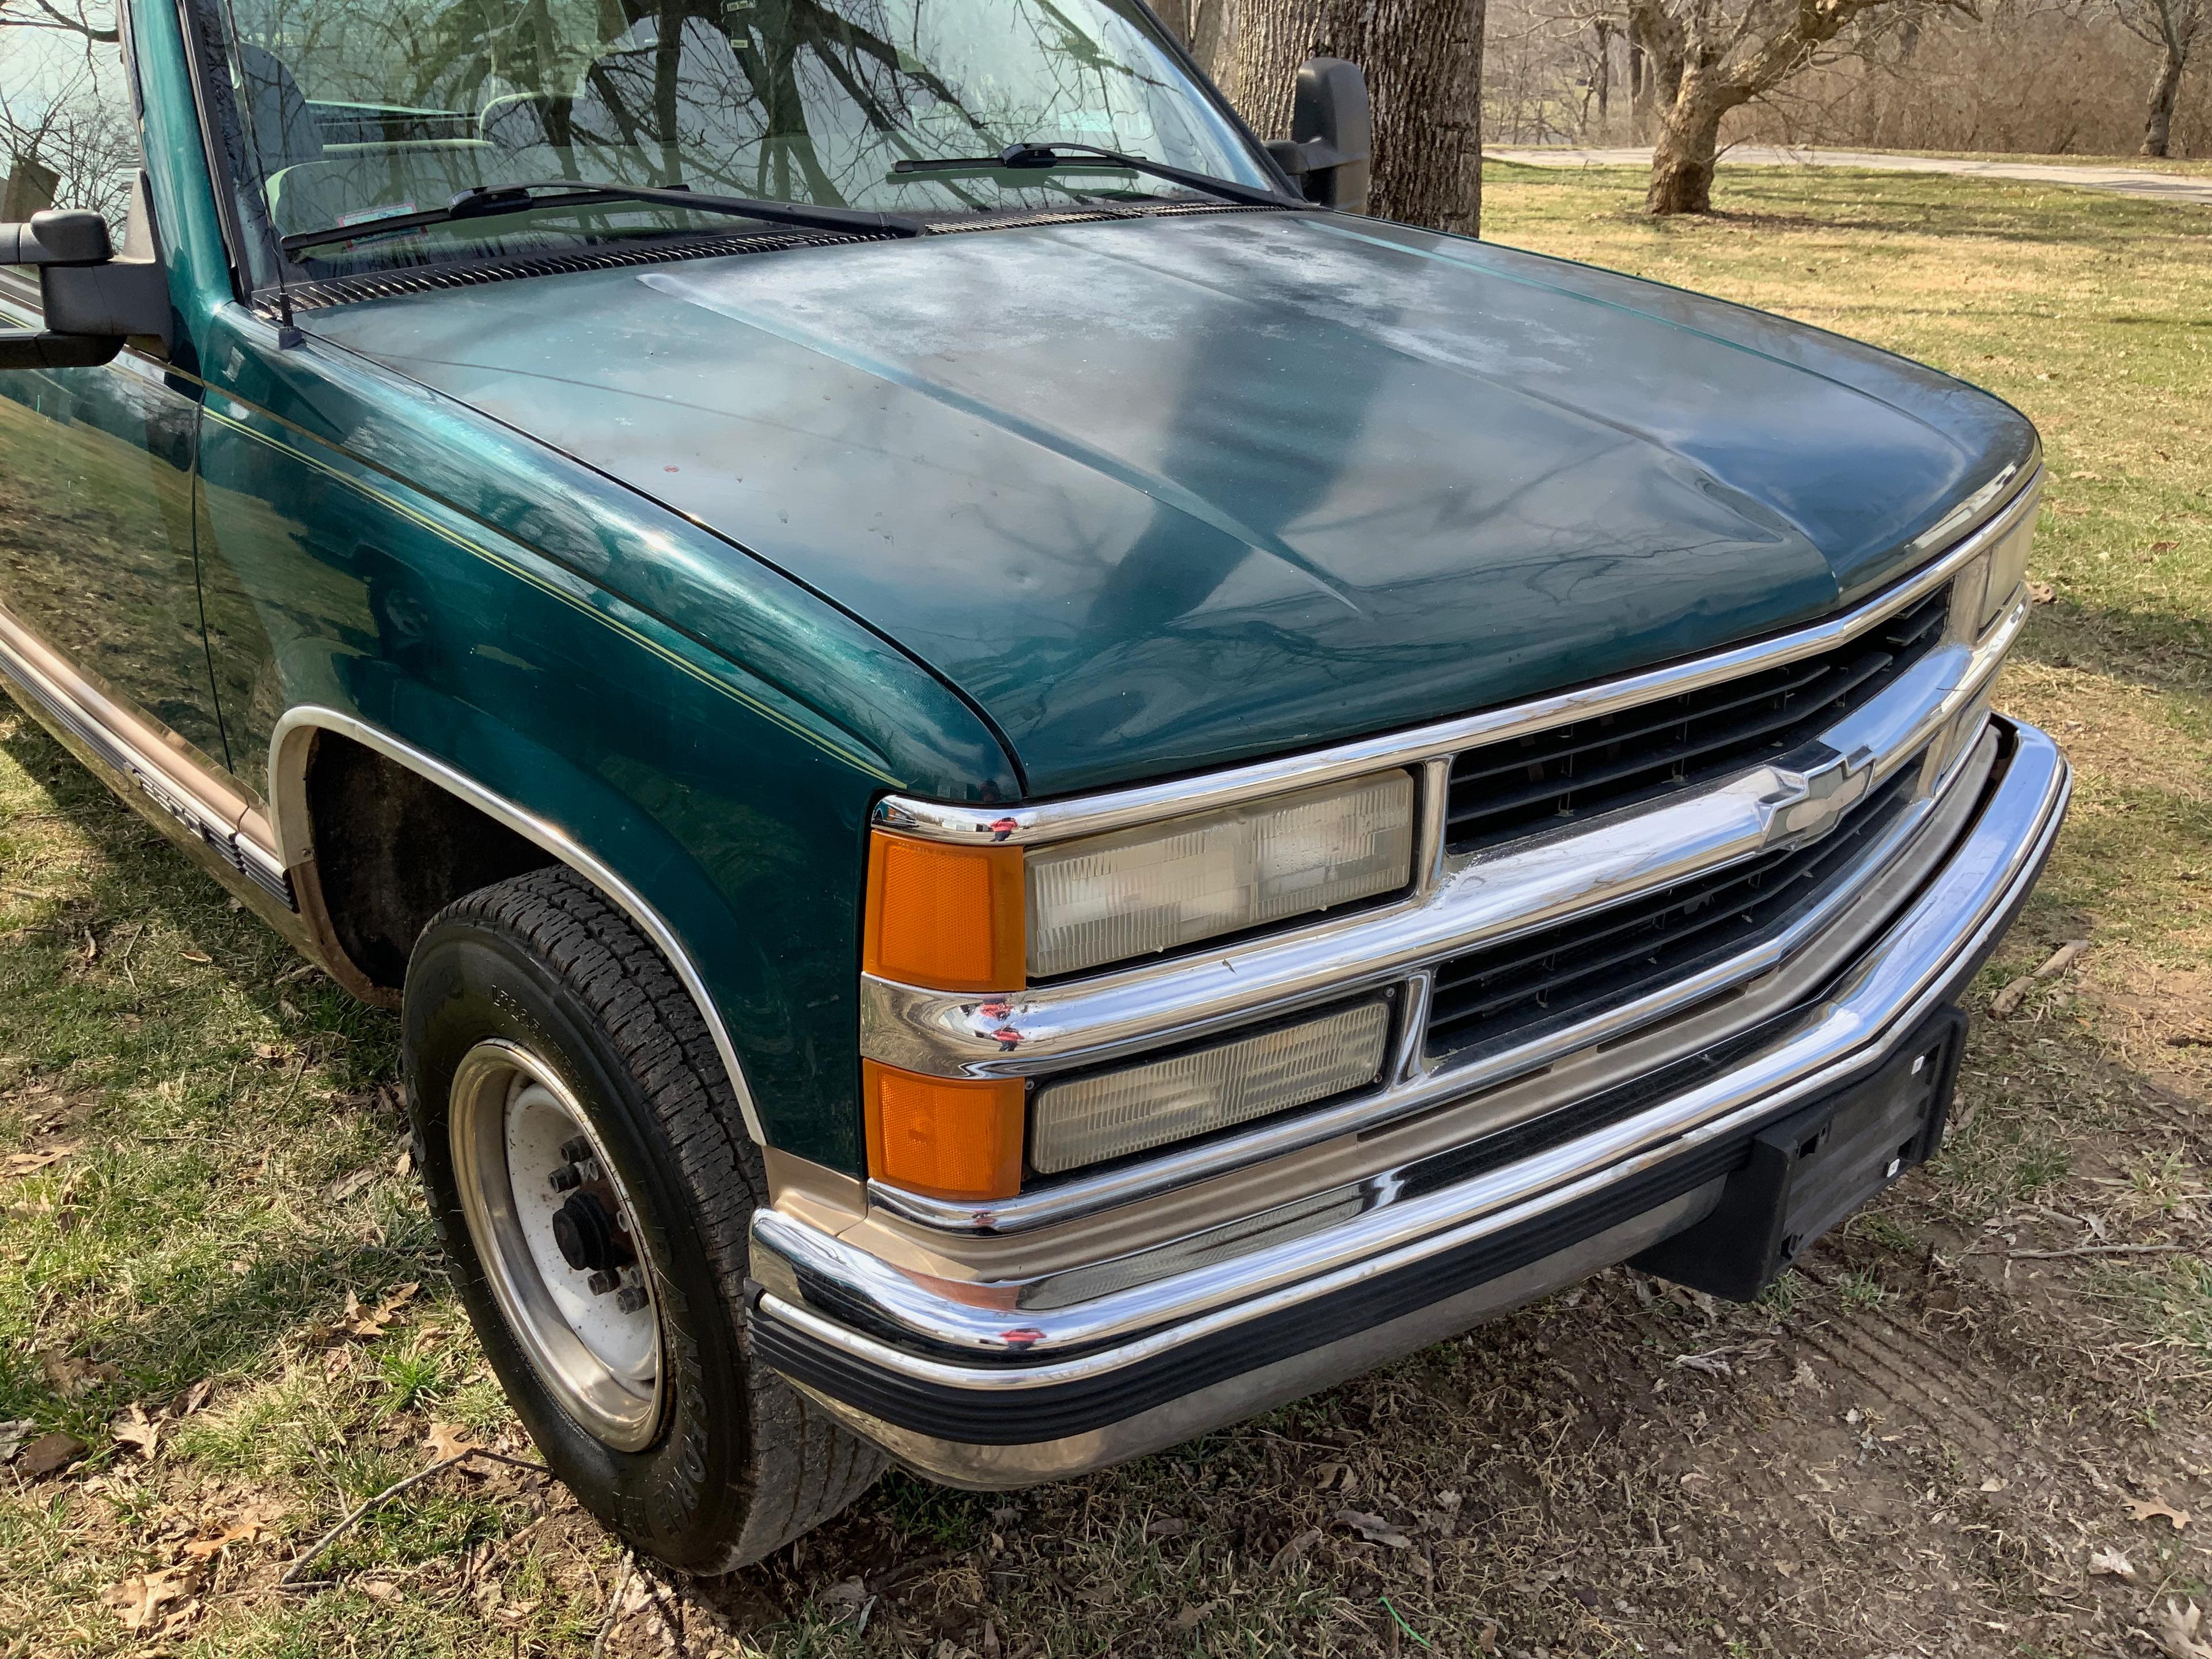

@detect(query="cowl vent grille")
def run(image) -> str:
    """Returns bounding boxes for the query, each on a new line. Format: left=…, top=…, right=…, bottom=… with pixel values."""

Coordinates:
left=258, top=228, right=894, bottom=315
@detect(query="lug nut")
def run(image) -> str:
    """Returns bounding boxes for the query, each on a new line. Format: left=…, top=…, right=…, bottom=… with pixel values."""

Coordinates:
left=560, top=1137, right=592, bottom=1164
left=615, top=1285, right=649, bottom=1314
left=548, top=1165, right=582, bottom=1192
left=588, top=1269, right=620, bottom=1295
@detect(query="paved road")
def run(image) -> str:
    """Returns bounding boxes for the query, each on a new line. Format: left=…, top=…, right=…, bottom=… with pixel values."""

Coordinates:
left=1487, top=144, right=2212, bottom=206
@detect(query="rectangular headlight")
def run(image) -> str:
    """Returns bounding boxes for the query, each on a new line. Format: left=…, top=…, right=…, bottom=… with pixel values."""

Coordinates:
left=1029, top=999, right=1392, bottom=1174
left=1978, top=505, right=2035, bottom=628
left=1025, top=771, right=1415, bottom=979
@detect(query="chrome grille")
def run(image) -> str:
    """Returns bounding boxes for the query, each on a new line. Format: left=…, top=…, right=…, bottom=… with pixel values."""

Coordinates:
left=1426, top=757, right=1924, bottom=1063
left=1444, top=585, right=1952, bottom=854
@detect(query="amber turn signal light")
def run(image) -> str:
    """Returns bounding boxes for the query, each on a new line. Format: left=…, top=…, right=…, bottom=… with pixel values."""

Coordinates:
left=863, top=1060, right=1025, bottom=1202
left=862, top=829, right=1024, bottom=993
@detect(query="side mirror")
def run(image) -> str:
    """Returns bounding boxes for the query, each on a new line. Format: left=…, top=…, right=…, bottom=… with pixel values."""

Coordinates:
left=1265, top=58, right=1372, bottom=214
left=0, top=183, right=173, bottom=371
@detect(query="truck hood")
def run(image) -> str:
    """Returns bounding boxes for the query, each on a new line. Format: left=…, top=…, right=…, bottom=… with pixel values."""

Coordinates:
left=304, top=211, right=2037, bottom=796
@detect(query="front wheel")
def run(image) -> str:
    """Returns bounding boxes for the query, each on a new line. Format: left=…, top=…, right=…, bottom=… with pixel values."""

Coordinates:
left=403, top=867, right=882, bottom=1572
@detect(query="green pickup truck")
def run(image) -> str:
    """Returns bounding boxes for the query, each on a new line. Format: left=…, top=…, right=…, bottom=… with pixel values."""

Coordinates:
left=1, top=0, right=2065, bottom=1573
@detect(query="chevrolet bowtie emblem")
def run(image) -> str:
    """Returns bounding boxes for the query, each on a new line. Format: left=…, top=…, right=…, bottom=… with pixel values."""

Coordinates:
left=1766, top=742, right=1880, bottom=850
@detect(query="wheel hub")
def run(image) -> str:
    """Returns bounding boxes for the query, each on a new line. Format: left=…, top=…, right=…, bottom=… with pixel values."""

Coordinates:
left=448, top=1040, right=665, bottom=1450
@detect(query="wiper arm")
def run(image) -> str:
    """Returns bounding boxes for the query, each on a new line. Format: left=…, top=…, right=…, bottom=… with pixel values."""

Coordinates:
left=892, top=142, right=1302, bottom=210
left=281, top=179, right=926, bottom=257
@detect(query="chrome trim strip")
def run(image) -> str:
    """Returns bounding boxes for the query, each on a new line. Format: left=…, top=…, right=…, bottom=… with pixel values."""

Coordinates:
left=864, top=582, right=2029, bottom=1089
left=0, top=603, right=296, bottom=910
left=873, top=475, right=2041, bottom=848
left=266, top=707, right=768, bottom=1144
left=872, top=718, right=1998, bottom=1234
left=751, top=718, right=2069, bottom=1373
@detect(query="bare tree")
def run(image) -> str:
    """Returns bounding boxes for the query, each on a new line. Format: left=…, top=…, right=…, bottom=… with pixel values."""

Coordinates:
left=2115, top=0, right=2207, bottom=153
left=1627, top=0, right=1970, bottom=213
left=1211, top=0, right=1487, bottom=232
left=0, top=0, right=133, bottom=220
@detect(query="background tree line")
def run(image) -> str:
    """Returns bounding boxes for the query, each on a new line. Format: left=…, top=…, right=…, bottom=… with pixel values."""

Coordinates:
left=1154, top=0, right=2203, bottom=224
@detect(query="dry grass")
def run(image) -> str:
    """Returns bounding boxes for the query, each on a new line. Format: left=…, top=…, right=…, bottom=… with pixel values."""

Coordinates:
left=3, top=165, right=2209, bottom=1657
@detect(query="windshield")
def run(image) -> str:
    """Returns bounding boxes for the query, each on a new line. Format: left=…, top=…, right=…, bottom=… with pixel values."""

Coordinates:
left=197, top=0, right=1274, bottom=287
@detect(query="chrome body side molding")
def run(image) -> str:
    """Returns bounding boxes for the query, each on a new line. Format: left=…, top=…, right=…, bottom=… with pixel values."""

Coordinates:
left=0, top=600, right=294, bottom=910
left=265, top=707, right=769, bottom=1145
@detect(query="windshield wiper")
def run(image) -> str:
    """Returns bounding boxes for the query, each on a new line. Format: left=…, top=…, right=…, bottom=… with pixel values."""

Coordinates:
left=891, top=142, right=1302, bottom=210
left=281, top=179, right=926, bottom=257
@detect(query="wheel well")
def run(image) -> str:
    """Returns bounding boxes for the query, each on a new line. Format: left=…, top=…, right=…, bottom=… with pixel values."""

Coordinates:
left=301, top=730, right=556, bottom=991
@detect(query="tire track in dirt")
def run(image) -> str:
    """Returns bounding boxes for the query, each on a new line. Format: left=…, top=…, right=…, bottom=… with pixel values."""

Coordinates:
left=1795, top=1310, right=2017, bottom=1466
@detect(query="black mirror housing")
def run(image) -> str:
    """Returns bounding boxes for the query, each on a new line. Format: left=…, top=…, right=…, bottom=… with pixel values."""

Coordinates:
left=0, top=181, right=173, bottom=370
left=1264, top=57, right=1372, bottom=214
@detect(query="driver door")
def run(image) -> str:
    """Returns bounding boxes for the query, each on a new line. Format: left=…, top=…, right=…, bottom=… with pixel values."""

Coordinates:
left=0, top=4, right=227, bottom=768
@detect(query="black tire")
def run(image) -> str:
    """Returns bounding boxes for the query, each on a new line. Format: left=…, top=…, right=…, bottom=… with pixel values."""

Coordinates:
left=402, top=866, right=884, bottom=1573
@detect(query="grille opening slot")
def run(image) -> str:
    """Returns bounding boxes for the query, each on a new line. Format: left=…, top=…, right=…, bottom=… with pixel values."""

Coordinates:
left=1444, top=584, right=1951, bottom=855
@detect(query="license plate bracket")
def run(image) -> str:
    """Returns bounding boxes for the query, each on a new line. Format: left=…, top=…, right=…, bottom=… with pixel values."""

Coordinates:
left=1630, top=1007, right=1968, bottom=1302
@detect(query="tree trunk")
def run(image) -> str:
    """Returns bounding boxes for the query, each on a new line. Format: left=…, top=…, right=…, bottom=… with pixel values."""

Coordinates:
left=1592, top=20, right=1612, bottom=123
left=2141, top=43, right=2185, bottom=158
left=1226, top=0, right=1487, bottom=234
left=1645, top=70, right=1733, bottom=214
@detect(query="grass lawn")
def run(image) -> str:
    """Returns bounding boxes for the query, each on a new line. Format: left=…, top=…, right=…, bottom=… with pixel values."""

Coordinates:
left=3, top=165, right=2209, bottom=1658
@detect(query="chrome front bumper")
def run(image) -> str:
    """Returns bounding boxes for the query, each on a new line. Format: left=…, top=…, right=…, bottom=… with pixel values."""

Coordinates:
left=748, top=718, right=2069, bottom=1485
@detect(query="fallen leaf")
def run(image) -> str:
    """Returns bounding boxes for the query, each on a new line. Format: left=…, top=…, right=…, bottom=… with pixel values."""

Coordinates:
left=1145, top=1516, right=1190, bottom=1540
left=1332, top=1508, right=1412, bottom=1548
left=2149, top=540, right=2179, bottom=554
left=2088, top=1546, right=2137, bottom=1580
left=100, top=1563, right=202, bottom=1631
left=41, top=1350, right=115, bottom=1397
left=2154, top=1601, right=2212, bottom=1659
left=174, top=1378, right=213, bottom=1418
left=1172, top=1604, right=1211, bottom=1632
left=361, top=1580, right=400, bottom=1601
left=2131, top=1499, right=2192, bottom=1531
left=425, top=1421, right=479, bottom=1463
left=181, top=1517, right=271, bottom=1560
left=111, top=1404, right=160, bottom=1460
left=816, top=1578, right=871, bottom=1624
left=328, top=1166, right=378, bottom=1203
left=3, top=1142, right=78, bottom=1178
left=1980, top=1476, right=2009, bottom=1493
left=0, top=1419, right=32, bottom=1460
left=1790, top=1361, right=1821, bottom=1391
left=1674, top=1351, right=1732, bottom=1377
left=1270, top=1527, right=1322, bottom=1570
left=2027, top=579, right=2055, bottom=604
left=342, top=1281, right=420, bottom=1339
left=19, top=1431, right=87, bottom=1478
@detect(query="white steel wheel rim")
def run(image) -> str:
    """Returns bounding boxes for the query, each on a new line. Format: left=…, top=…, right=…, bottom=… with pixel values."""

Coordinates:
left=449, top=1040, right=664, bottom=1450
